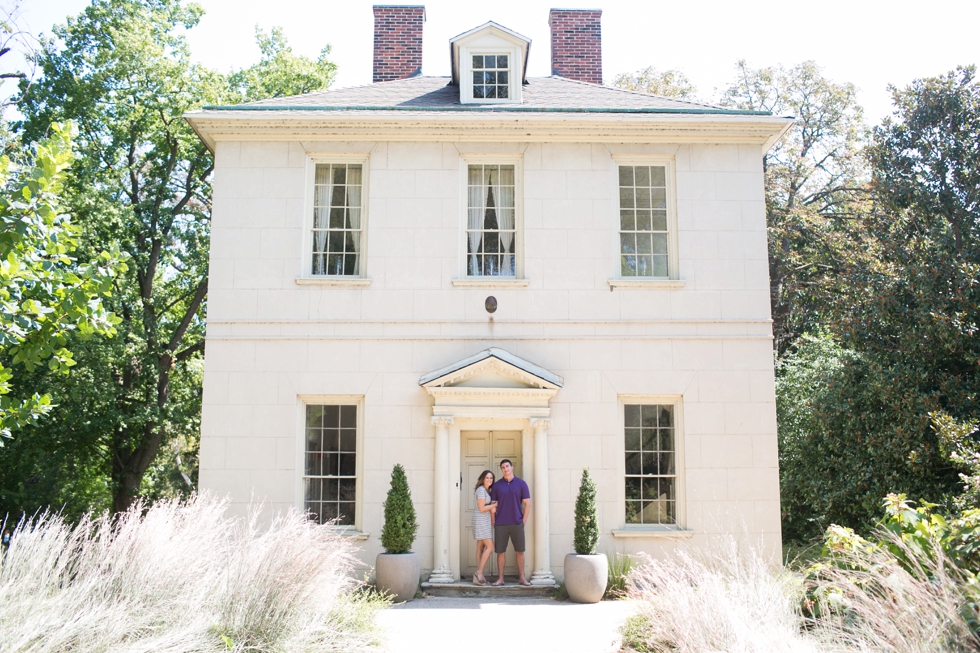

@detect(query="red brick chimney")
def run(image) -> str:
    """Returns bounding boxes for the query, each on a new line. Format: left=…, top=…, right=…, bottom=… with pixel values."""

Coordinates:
left=548, top=9, right=602, bottom=85
left=373, top=5, right=425, bottom=83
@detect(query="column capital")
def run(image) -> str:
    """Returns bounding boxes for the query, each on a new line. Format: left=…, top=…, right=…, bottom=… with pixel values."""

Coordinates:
left=431, top=416, right=455, bottom=426
left=530, top=418, right=552, bottom=429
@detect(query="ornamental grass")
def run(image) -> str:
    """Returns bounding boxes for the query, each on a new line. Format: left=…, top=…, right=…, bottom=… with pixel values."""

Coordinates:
left=622, top=534, right=979, bottom=653
left=0, top=494, right=387, bottom=652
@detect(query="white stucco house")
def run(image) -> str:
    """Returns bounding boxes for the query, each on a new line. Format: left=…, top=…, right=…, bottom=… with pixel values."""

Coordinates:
left=185, top=6, right=792, bottom=585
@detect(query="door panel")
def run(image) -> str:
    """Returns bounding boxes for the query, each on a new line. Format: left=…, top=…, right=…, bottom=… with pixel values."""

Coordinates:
left=460, top=430, right=522, bottom=578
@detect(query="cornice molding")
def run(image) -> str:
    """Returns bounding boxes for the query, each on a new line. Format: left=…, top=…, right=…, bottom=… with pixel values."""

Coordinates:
left=184, top=112, right=793, bottom=152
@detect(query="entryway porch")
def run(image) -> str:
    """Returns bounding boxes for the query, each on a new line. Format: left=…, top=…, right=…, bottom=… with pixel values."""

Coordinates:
left=419, top=347, right=563, bottom=587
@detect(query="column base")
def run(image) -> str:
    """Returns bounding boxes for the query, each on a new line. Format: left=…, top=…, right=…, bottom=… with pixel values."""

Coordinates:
left=427, top=569, right=455, bottom=584
left=529, top=569, right=556, bottom=586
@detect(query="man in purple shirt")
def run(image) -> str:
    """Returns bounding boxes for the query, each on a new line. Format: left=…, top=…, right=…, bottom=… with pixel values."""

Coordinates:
left=489, top=459, right=531, bottom=586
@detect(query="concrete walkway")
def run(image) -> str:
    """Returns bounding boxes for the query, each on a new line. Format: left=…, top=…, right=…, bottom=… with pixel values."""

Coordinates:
left=377, top=596, right=636, bottom=653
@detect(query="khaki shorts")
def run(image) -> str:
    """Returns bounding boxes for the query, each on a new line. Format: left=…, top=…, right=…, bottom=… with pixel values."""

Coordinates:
left=494, top=523, right=526, bottom=554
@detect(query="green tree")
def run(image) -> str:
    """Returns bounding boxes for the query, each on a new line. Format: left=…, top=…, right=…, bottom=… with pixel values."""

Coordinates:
left=0, top=122, right=122, bottom=441
left=228, top=26, right=337, bottom=103
left=380, top=464, right=418, bottom=555
left=17, top=0, right=219, bottom=513
left=573, top=468, right=599, bottom=555
left=776, top=334, right=957, bottom=541
left=612, top=66, right=698, bottom=100
left=9, top=0, right=337, bottom=516
left=720, top=60, right=869, bottom=355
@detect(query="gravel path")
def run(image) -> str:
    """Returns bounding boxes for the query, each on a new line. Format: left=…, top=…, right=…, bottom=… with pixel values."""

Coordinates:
left=377, top=596, right=635, bottom=653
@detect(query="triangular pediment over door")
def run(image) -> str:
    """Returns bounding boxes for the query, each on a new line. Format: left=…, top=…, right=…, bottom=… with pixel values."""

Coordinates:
left=419, top=348, right=561, bottom=417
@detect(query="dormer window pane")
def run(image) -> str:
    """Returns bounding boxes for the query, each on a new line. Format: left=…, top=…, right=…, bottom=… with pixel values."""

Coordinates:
left=471, top=53, right=510, bottom=102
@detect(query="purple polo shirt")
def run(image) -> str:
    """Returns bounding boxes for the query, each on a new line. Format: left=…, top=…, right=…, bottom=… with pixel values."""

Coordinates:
left=490, top=475, right=530, bottom=525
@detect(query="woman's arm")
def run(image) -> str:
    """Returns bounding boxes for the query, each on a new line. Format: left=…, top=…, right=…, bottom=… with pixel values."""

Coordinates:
left=476, top=497, right=496, bottom=513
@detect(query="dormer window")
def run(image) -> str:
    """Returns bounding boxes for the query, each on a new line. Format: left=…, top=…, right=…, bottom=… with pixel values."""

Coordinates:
left=472, top=55, right=509, bottom=99
left=451, top=22, right=530, bottom=105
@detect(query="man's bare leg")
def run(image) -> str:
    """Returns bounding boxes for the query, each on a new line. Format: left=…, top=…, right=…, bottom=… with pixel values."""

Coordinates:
left=516, top=551, right=529, bottom=585
left=493, top=552, right=506, bottom=585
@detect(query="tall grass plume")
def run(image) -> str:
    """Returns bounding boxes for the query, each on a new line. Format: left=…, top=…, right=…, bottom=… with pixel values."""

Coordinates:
left=623, top=533, right=980, bottom=653
left=0, top=494, right=387, bottom=652
left=625, top=539, right=819, bottom=653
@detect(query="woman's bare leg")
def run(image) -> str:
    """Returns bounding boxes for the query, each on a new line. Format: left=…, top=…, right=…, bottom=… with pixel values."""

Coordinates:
left=476, top=538, right=493, bottom=580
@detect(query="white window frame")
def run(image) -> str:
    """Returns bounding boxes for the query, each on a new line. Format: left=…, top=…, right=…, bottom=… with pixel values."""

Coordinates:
left=296, top=154, right=371, bottom=287
left=613, top=395, right=690, bottom=536
left=608, top=155, right=682, bottom=288
left=455, top=154, right=526, bottom=286
left=295, top=394, right=366, bottom=537
left=460, top=45, right=522, bottom=105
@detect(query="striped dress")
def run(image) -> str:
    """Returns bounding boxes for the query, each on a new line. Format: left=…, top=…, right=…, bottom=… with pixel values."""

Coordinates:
left=472, top=486, right=493, bottom=540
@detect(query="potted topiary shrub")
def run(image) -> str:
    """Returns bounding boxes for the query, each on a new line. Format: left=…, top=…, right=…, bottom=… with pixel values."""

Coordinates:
left=564, top=468, right=608, bottom=603
left=376, top=464, right=420, bottom=602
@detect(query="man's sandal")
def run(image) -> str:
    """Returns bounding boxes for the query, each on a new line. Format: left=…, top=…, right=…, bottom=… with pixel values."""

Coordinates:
left=518, top=579, right=532, bottom=587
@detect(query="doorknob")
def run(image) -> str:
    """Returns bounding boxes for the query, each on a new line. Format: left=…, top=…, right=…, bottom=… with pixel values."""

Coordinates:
left=457, top=474, right=461, bottom=489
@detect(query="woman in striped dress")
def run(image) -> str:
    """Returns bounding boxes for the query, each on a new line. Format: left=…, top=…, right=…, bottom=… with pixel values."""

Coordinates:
left=472, top=470, right=496, bottom=585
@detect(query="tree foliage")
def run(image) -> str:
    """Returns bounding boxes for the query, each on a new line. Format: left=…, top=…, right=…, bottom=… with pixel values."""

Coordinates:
left=227, top=26, right=336, bottom=103
left=721, top=60, right=869, bottom=355
left=573, top=468, right=599, bottom=555
left=380, top=464, right=418, bottom=555
left=777, top=334, right=959, bottom=541
left=17, top=0, right=216, bottom=513
left=612, top=66, right=698, bottom=100
left=5, top=0, right=336, bottom=517
left=0, top=122, right=122, bottom=441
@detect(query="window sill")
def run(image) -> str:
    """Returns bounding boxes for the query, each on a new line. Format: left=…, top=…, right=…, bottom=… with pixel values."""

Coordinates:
left=295, top=277, right=372, bottom=288
left=607, top=279, right=685, bottom=290
left=612, top=528, right=694, bottom=539
left=451, top=278, right=529, bottom=289
left=330, top=529, right=370, bottom=541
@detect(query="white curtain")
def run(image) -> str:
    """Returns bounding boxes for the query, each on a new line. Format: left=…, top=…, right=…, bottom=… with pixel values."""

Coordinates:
left=346, top=165, right=362, bottom=275
left=313, top=164, right=331, bottom=274
left=498, top=188, right=515, bottom=252
left=467, top=166, right=483, bottom=272
left=497, top=168, right=515, bottom=275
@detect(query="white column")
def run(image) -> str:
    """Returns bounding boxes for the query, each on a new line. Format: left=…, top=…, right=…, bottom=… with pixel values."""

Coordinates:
left=530, top=418, right=555, bottom=585
left=428, top=416, right=454, bottom=583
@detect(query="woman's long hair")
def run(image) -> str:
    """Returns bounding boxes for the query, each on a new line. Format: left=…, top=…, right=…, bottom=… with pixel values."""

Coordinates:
left=474, top=470, right=495, bottom=491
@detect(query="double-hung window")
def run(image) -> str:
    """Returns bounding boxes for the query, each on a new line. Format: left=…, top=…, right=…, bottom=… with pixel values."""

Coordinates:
left=304, top=404, right=358, bottom=526
left=311, top=163, right=363, bottom=276
left=624, top=403, right=677, bottom=526
left=466, top=163, right=517, bottom=277
left=617, top=161, right=675, bottom=279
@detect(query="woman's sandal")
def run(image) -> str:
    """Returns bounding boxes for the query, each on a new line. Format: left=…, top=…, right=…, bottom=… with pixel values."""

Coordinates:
left=491, top=579, right=506, bottom=587
left=472, top=574, right=487, bottom=586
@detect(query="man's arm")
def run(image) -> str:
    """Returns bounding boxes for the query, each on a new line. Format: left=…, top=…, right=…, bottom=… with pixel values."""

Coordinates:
left=521, top=498, right=531, bottom=524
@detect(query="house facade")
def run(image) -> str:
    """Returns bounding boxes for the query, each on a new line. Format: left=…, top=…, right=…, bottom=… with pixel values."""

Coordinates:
left=186, top=6, right=792, bottom=584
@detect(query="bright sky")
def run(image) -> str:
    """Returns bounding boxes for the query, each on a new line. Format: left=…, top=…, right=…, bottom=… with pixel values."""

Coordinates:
left=20, top=0, right=980, bottom=123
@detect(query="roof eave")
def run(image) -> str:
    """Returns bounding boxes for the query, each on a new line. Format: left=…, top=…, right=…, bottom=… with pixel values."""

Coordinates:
left=183, top=109, right=793, bottom=149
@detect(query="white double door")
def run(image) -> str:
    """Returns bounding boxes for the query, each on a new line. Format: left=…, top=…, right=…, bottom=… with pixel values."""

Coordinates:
left=460, top=430, right=522, bottom=578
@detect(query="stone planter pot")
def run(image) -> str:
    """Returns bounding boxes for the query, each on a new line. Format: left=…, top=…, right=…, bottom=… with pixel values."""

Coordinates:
left=376, top=552, right=420, bottom=603
left=564, top=553, right=608, bottom=604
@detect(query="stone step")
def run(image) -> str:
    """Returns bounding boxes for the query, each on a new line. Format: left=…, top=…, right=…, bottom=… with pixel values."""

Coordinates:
left=422, top=576, right=557, bottom=598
